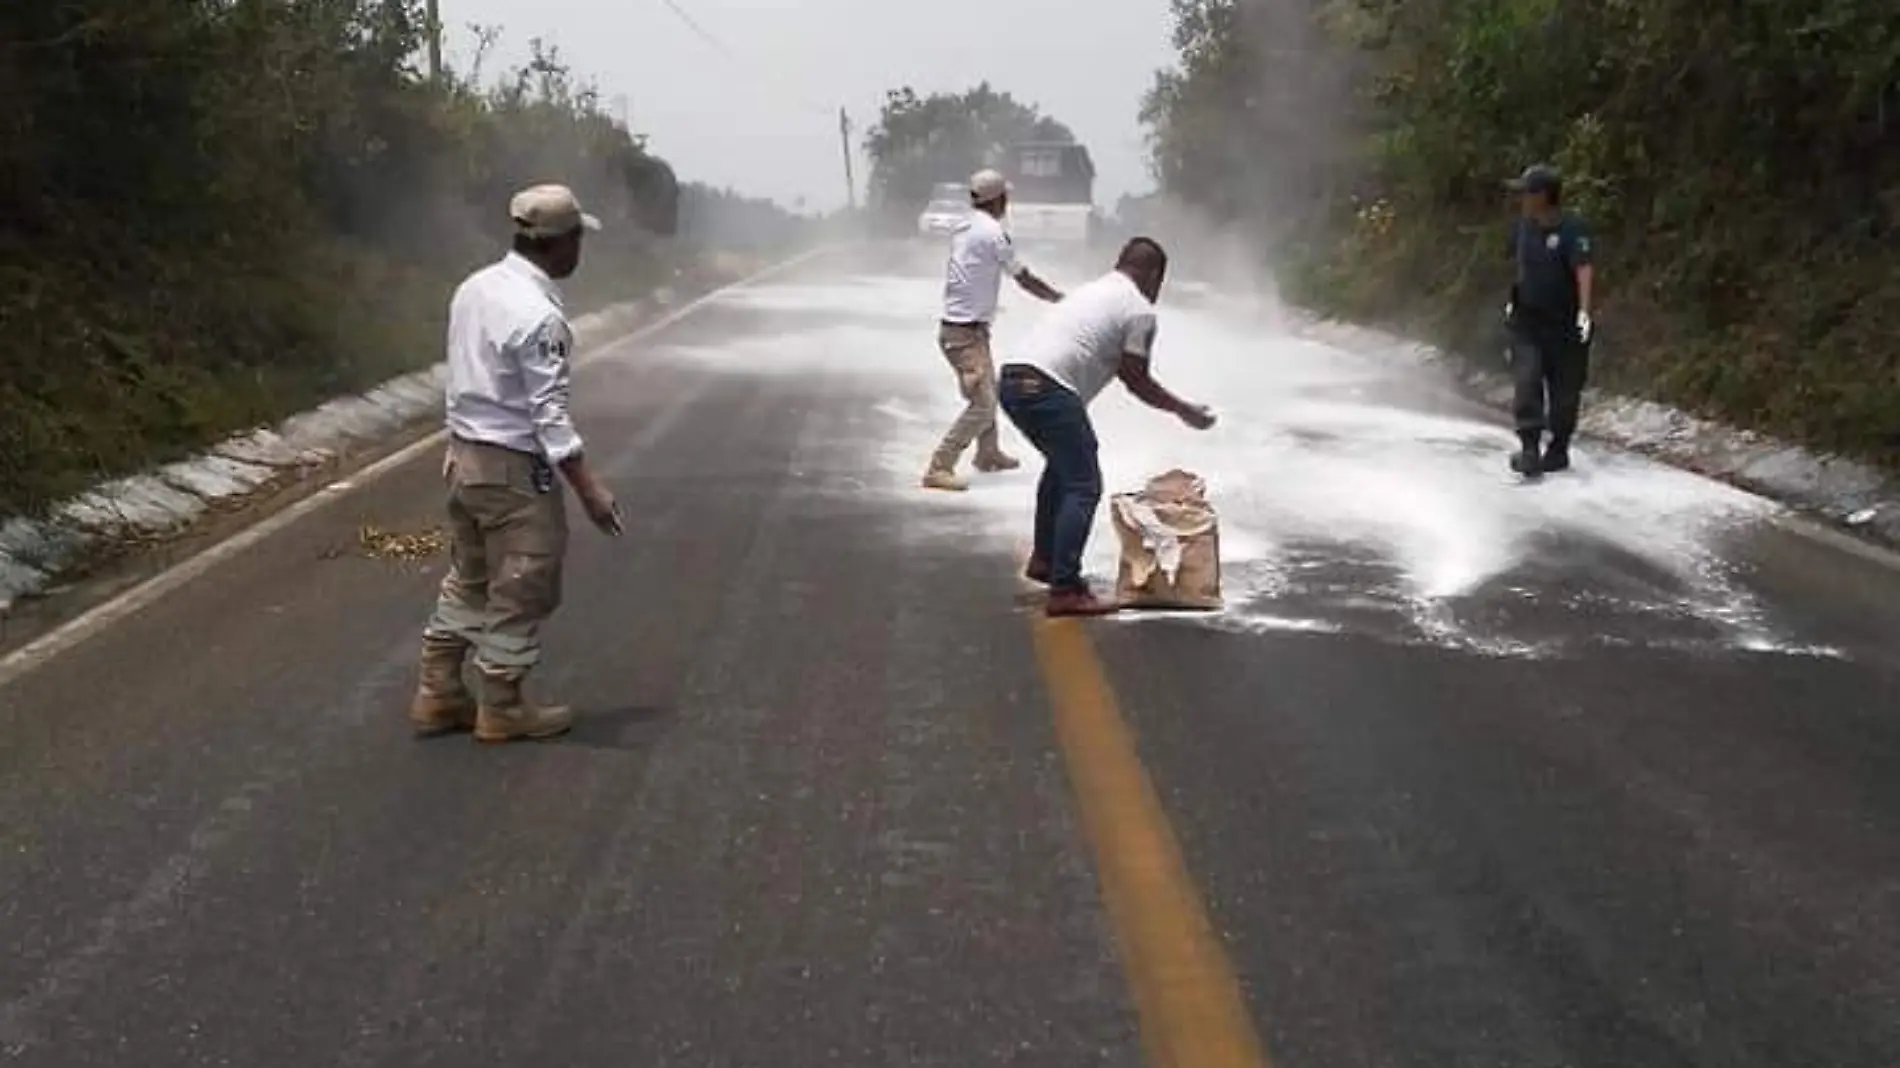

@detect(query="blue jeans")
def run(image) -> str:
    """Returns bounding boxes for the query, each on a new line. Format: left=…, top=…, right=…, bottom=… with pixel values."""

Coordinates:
left=998, top=365, right=1101, bottom=592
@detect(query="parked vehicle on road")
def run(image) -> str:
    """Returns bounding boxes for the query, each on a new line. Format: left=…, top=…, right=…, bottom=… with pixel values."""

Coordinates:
left=1000, top=142, right=1095, bottom=248
left=916, top=182, right=970, bottom=238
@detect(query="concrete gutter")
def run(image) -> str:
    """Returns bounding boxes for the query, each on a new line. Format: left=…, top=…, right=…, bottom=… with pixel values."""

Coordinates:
left=1291, top=314, right=1900, bottom=552
left=0, top=242, right=853, bottom=654
left=0, top=294, right=667, bottom=626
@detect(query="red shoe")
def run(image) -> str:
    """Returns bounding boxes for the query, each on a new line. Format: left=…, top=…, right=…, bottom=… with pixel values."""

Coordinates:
left=1024, top=557, right=1051, bottom=584
left=1044, top=588, right=1121, bottom=617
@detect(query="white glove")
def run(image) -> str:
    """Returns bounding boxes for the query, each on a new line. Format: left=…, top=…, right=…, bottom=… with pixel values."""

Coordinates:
left=1577, top=310, right=1593, bottom=344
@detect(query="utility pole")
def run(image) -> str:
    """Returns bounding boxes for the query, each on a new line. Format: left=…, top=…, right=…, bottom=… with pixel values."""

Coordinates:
left=838, top=106, right=857, bottom=211
left=425, top=0, right=443, bottom=81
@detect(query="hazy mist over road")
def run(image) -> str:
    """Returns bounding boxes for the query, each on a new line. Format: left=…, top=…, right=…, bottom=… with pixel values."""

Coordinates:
left=442, top=0, right=1174, bottom=210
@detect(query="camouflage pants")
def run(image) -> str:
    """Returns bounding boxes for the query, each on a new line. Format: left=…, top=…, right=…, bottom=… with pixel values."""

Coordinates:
left=929, top=322, right=1003, bottom=471
left=424, top=438, right=569, bottom=678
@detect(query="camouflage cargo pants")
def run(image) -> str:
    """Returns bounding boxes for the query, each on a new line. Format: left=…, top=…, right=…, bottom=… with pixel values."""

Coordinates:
left=424, top=438, right=569, bottom=678
left=929, top=321, right=1004, bottom=471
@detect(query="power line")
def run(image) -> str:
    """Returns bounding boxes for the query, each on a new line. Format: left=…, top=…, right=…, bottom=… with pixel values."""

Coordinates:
left=650, top=0, right=833, bottom=118
left=648, top=0, right=866, bottom=210
left=655, top=0, right=730, bottom=57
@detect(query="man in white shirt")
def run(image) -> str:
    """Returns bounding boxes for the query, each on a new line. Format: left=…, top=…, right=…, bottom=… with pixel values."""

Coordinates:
left=923, top=168, right=1064, bottom=492
left=408, top=184, right=625, bottom=744
left=997, top=237, right=1216, bottom=616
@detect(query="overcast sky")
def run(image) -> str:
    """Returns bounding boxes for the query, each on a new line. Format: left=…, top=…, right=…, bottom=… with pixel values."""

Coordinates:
left=441, top=0, right=1177, bottom=213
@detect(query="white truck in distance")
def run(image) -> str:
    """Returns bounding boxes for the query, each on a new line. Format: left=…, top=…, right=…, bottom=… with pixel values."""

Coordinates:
left=1006, top=201, right=1091, bottom=245
left=1000, top=142, right=1095, bottom=250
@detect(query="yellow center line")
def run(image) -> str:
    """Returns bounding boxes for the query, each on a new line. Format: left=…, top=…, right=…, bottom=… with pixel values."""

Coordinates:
left=1031, top=616, right=1274, bottom=1068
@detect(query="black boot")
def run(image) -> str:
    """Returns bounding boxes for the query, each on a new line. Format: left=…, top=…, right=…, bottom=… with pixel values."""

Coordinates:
left=1509, top=431, right=1543, bottom=477
left=1542, top=435, right=1571, bottom=472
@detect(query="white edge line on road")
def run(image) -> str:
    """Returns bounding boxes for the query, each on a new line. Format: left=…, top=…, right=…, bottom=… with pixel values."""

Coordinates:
left=0, top=244, right=845, bottom=690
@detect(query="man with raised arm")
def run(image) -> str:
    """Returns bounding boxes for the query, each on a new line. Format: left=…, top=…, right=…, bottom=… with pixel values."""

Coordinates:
left=996, top=237, right=1216, bottom=616
left=922, top=168, right=1065, bottom=491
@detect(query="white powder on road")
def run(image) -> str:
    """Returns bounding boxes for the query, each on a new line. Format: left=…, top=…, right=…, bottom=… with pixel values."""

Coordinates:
left=665, top=266, right=1835, bottom=659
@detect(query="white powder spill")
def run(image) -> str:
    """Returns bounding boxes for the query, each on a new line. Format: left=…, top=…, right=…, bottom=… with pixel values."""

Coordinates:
left=658, top=267, right=1840, bottom=660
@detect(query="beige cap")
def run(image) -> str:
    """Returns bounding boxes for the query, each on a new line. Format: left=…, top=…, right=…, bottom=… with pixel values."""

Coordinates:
left=969, top=169, right=1011, bottom=205
left=509, top=184, right=602, bottom=239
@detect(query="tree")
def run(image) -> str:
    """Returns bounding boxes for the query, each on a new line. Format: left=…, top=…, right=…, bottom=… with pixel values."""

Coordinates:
left=0, top=4, right=686, bottom=516
left=677, top=183, right=813, bottom=252
left=862, top=83, right=1075, bottom=226
left=1139, top=0, right=1360, bottom=241
left=1140, top=0, right=1900, bottom=461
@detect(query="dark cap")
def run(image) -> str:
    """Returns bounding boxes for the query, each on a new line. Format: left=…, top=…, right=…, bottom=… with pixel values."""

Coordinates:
left=1506, top=164, right=1562, bottom=195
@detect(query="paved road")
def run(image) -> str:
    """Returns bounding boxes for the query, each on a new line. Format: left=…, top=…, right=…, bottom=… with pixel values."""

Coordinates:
left=1, top=244, right=1897, bottom=1067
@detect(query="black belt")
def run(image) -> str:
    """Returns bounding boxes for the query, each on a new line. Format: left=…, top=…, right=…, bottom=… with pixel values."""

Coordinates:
left=940, top=319, right=990, bottom=331
left=999, top=364, right=1069, bottom=395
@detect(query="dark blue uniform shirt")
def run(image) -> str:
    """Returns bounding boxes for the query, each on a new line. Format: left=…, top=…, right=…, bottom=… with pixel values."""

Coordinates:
left=1508, top=213, right=1592, bottom=331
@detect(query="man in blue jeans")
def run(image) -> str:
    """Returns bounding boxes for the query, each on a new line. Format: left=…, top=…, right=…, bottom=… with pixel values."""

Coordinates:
left=997, top=237, right=1216, bottom=617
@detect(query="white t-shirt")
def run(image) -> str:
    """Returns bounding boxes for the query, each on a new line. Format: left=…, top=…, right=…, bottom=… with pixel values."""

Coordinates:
left=1014, top=271, right=1158, bottom=405
left=941, top=211, right=1027, bottom=324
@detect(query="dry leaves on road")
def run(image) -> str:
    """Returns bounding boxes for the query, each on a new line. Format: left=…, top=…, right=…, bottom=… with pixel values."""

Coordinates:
left=340, top=523, right=446, bottom=563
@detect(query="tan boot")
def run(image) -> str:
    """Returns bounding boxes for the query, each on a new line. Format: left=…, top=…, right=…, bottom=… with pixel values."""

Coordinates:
left=973, top=451, right=1020, bottom=473
left=474, top=670, right=574, bottom=744
left=921, top=467, right=968, bottom=492
left=408, top=636, right=476, bottom=736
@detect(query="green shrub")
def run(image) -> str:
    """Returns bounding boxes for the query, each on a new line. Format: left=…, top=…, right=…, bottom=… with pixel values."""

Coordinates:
left=0, top=4, right=683, bottom=517
left=1144, top=0, right=1900, bottom=462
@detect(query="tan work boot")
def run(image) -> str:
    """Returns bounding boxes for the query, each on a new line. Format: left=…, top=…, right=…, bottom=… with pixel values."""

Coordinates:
left=474, top=670, right=575, bottom=744
left=973, top=452, right=1020, bottom=473
left=408, top=636, right=476, bottom=737
left=921, top=467, right=969, bottom=492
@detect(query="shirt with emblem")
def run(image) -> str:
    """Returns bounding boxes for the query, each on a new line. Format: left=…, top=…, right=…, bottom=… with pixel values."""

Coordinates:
left=443, top=251, right=584, bottom=464
left=1508, top=212, right=1592, bottom=329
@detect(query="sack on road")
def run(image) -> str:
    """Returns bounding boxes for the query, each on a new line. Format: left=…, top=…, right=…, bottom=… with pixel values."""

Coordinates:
left=1110, top=469, right=1222, bottom=611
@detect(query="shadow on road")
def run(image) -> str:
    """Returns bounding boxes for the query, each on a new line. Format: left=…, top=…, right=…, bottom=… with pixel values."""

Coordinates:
left=562, top=704, right=673, bottom=751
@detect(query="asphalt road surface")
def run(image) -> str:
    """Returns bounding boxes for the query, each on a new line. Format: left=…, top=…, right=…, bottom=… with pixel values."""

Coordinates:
left=1, top=244, right=1897, bottom=1067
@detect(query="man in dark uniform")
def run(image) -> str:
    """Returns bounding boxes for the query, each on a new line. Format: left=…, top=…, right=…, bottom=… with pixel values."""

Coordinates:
left=1503, top=163, right=1595, bottom=477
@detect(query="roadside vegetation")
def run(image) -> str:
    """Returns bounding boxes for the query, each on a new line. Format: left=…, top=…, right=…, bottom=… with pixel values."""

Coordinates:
left=1142, top=0, right=1900, bottom=462
left=1, top=3, right=796, bottom=520
left=678, top=183, right=822, bottom=253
